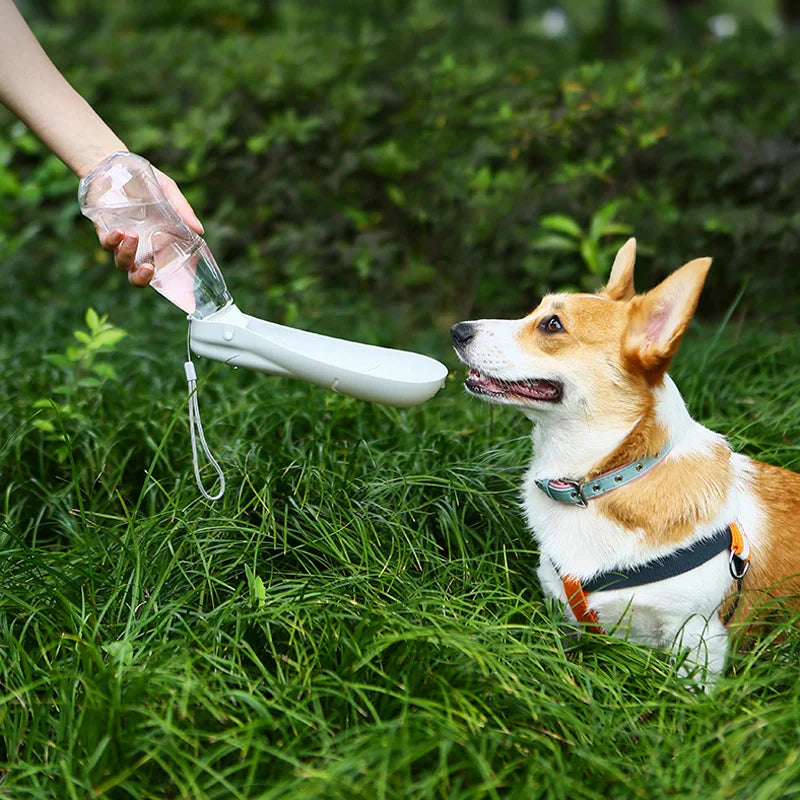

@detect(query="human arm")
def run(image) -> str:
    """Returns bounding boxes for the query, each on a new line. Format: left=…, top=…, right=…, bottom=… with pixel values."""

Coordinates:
left=0, top=0, right=203, bottom=285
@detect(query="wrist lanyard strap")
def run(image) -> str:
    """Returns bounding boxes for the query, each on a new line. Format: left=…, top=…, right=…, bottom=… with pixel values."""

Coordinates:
left=184, top=328, right=225, bottom=501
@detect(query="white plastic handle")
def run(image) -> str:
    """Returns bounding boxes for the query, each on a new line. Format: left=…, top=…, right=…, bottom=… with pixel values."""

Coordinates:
left=190, top=305, right=448, bottom=407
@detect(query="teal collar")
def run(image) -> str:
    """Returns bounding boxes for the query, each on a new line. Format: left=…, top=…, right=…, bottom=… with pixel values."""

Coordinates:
left=535, top=441, right=671, bottom=508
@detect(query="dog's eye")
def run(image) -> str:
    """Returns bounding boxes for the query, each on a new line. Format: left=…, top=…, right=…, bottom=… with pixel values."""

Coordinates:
left=540, top=314, right=564, bottom=334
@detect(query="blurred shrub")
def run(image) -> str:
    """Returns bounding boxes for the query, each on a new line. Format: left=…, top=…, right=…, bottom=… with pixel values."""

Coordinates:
left=1, top=0, right=799, bottom=329
left=31, top=308, right=127, bottom=463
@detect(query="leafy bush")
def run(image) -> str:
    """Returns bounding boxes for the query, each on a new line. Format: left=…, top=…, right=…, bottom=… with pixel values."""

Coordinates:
left=31, top=308, right=127, bottom=462
left=2, top=1, right=799, bottom=330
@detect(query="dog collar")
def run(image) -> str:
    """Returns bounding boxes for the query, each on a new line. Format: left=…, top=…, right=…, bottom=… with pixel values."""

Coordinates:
left=534, top=441, right=671, bottom=508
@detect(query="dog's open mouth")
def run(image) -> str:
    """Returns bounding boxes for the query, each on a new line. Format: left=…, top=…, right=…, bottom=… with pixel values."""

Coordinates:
left=465, top=369, right=563, bottom=403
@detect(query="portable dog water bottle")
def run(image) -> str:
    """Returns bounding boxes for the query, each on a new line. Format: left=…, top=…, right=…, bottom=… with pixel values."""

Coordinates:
left=78, top=151, right=233, bottom=320
left=78, top=152, right=447, bottom=499
left=78, top=152, right=448, bottom=407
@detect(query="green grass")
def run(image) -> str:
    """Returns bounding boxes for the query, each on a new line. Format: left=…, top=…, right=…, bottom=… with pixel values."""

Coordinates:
left=3, top=297, right=800, bottom=799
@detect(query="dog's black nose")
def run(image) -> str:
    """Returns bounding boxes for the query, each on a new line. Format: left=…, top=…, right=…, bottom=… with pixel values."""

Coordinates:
left=450, top=322, right=475, bottom=346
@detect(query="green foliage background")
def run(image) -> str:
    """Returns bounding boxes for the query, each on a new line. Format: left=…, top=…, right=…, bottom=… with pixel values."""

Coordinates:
left=2, top=0, right=799, bottom=332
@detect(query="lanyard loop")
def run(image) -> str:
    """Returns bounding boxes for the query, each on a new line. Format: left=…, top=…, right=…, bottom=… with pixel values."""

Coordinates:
left=184, top=327, right=225, bottom=501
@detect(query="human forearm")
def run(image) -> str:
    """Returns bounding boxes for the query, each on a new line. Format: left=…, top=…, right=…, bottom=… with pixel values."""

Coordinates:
left=0, top=0, right=204, bottom=287
left=0, top=0, right=126, bottom=177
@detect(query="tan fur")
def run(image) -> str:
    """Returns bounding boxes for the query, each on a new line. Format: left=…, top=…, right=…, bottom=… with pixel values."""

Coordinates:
left=603, top=237, right=637, bottom=301
left=728, top=463, right=800, bottom=623
left=517, top=252, right=711, bottom=413
left=623, top=257, right=712, bottom=382
left=517, top=295, right=650, bottom=428
left=597, top=440, right=733, bottom=548
left=588, top=404, right=668, bottom=476
left=587, top=410, right=731, bottom=547
left=519, top=295, right=629, bottom=352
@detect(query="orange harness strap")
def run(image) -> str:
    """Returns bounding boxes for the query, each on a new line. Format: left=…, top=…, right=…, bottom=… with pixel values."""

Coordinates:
left=562, top=575, right=604, bottom=634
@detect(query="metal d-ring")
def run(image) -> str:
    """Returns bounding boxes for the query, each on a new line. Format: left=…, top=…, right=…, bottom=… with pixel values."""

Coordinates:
left=729, top=550, right=750, bottom=580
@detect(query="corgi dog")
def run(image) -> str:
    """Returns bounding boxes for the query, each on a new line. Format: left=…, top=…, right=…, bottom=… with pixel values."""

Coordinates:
left=451, top=238, right=800, bottom=682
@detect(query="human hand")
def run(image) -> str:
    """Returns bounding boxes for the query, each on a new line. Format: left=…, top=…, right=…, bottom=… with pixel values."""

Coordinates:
left=95, top=167, right=205, bottom=287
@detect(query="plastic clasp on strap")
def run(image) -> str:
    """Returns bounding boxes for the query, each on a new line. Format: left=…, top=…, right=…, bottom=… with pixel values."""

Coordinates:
left=729, top=521, right=751, bottom=580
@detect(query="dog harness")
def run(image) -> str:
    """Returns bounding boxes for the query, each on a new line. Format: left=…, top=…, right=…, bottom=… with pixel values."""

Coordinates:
left=534, top=444, right=752, bottom=631
left=559, top=523, right=751, bottom=633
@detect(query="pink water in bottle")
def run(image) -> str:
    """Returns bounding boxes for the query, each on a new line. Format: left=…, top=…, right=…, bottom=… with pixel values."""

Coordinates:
left=78, top=152, right=232, bottom=319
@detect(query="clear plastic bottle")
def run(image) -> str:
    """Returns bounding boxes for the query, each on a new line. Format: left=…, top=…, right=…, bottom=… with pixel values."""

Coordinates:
left=78, top=152, right=233, bottom=319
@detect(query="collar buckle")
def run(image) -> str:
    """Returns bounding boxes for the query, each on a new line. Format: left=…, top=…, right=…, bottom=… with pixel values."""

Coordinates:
left=560, top=479, right=588, bottom=508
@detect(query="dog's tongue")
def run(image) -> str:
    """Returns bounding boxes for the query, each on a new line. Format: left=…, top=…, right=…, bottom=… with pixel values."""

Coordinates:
left=468, top=369, right=560, bottom=399
left=516, top=381, right=560, bottom=400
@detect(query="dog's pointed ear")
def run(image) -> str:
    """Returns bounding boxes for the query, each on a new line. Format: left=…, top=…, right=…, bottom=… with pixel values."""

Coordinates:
left=603, top=238, right=637, bottom=301
left=624, top=257, right=711, bottom=378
